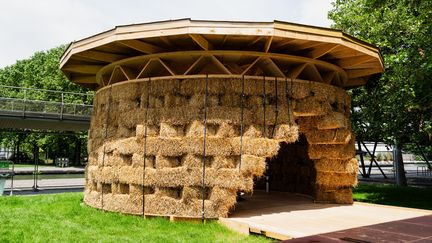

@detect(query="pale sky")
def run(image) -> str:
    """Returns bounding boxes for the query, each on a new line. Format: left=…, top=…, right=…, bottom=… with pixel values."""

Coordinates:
left=0, top=0, right=334, bottom=68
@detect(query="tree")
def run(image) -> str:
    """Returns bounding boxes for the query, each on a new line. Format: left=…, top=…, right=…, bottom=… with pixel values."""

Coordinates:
left=0, top=46, right=91, bottom=165
left=329, top=0, right=432, bottom=185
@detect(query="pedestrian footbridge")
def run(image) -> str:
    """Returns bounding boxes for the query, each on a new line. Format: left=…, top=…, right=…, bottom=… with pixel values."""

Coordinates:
left=0, top=85, right=92, bottom=132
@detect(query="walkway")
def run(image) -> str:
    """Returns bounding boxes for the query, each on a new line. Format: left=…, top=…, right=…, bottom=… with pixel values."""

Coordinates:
left=220, top=191, right=432, bottom=240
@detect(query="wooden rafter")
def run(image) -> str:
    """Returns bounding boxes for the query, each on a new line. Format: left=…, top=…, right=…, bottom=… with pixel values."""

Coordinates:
left=156, top=58, right=177, bottom=76
left=288, top=41, right=322, bottom=52
left=73, top=75, right=95, bottom=84
left=264, top=36, right=273, bottom=53
left=209, top=55, right=232, bottom=74
left=345, top=78, right=367, bottom=87
left=184, top=56, right=206, bottom=75
left=308, top=64, right=324, bottom=83
left=63, top=65, right=102, bottom=74
left=159, top=36, right=175, bottom=48
left=346, top=68, right=382, bottom=79
left=241, top=57, right=261, bottom=76
left=248, top=36, right=264, bottom=46
left=118, top=39, right=165, bottom=54
left=336, top=55, right=375, bottom=68
left=322, top=72, right=336, bottom=84
left=119, top=66, right=137, bottom=80
left=189, top=34, right=213, bottom=50
left=306, top=44, right=339, bottom=59
left=259, top=57, right=284, bottom=77
left=287, top=63, right=307, bottom=79
left=75, top=50, right=127, bottom=63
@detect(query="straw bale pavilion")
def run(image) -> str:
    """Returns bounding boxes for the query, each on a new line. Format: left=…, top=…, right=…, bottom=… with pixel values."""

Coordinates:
left=60, top=19, right=383, bottom=219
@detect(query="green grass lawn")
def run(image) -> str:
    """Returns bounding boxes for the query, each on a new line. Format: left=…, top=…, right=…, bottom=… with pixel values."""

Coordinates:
left=0, top=193, right=270, bottom=243
left=353, top=183, right=432, bottom=210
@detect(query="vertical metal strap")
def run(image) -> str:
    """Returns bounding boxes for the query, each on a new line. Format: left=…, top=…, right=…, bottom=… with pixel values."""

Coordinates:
left=239, top=75, right=245, bottom=172
left=201, top=74, right=209, bottom=223
left=101, top=85, right=113, bottom=210
left=142, top=77, right=151, bottom=217
left=272, top=77, right=278, bottom=137
left=262, top=76, right=266, bottom=138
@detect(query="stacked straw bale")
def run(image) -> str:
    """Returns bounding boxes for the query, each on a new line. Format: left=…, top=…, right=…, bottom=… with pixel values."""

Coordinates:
left=85, top=77, right=357, bottom=218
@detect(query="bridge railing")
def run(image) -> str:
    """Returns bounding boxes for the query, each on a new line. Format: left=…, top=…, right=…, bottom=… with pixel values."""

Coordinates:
left=0, top=85, right=94, bottom=119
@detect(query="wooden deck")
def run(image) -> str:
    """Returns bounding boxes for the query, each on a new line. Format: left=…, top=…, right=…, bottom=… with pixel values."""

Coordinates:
left=219, top=191, right=432, bottom=240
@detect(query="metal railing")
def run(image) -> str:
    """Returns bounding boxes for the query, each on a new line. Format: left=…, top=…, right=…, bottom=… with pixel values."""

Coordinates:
left=0, top=85, right=93, bottom=120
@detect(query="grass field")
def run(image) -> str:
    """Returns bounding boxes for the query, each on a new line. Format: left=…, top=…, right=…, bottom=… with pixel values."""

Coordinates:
left=0, top=193, right=270, bottom=243
left=353, top=183, right=432, bottom=210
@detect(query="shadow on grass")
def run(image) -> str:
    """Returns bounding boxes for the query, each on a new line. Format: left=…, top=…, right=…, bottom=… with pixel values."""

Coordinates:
left=353, top=184, right=432, bottom=210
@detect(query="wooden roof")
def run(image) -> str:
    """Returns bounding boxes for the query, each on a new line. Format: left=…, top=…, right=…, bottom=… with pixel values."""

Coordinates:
left=60, top=19, right=384, bottom=89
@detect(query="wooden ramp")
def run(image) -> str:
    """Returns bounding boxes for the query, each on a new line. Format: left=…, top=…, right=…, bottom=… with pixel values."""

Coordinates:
left=219, top=191, right=432, bottom=240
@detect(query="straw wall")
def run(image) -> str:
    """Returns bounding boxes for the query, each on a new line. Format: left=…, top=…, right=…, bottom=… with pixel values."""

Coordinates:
left=84, top=77, right=357, bottom=218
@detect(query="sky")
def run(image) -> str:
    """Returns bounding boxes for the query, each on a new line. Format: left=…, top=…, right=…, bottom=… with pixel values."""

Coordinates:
left=0, top=0, right=334, bottom=68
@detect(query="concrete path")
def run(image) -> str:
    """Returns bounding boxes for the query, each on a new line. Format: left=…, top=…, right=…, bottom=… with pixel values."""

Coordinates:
left=220, top=191, right=432, bottom=240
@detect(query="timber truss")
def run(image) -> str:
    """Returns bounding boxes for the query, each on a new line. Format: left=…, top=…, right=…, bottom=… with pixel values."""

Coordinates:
left=96, top=51, right=348, bottom=88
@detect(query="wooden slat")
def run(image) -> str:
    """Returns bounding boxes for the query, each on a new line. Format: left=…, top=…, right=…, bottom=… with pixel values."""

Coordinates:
left=184, top=56, right=207, bottom=75
left=288, top=41, right=322, bottom=52
left=287, top=63, right=307, bottom=79
left=264, top=36, right=273, bottom=53
left=346, top=68, right=382, bottom=79
left=75, top=50, right=127, bottom=63
left=136, top=59, right=156, bottom=78
left=189, top=34, right=213, bottom=50
left=306, top=44, right=339, bottom=59
left=119, top=66, right=137, bottom=80
left=308, top=64, right=324, bottom=83
left=336, top=55, right=375, bottom=68
left=241, top=57, right=261, bottom=76
left=62, top=65, right=103, bottom=74
left=156, top=58, right=177, bottom=76
left=118, top=39, right=165, bottom=54
left=345, top=78, right=367, bottom=87
left=322, top=72, right=336, bottom=84
left=259, top=57, right=285, bottom=77
left=210, top=55, right=232, bottom=74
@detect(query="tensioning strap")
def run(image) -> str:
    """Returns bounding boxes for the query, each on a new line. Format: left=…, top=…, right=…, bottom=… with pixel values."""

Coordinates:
left=201, top=74, right=209, bottom=223
left=142, top=77, right=152, bottom=217
left=239, top=75, right=245, bottom=172
left=101, top=85, right=113, bottom=210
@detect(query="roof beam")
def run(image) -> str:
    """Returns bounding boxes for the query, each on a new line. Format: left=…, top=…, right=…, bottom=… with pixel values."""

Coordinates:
left=62, top=65, right=103, bottom=74
left=259, top=57, right=285, bottom=77
left=75, top=50, right=127, bottom=63
left=189, top=34, right=213, bottom=50
left=73, top=75, right=95, bottom=84
left=118, top=39, right=165, bottom=54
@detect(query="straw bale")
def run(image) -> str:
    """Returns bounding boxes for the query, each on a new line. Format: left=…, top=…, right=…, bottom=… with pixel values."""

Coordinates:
left=84, top=190, right=102, bottom=208
left=212, top=156, right=238, bottom=169
left=159, top=122, right=185, bottom=138
left=315, top=188, right=353, bottom=204
left=103, top=194, right=141, bottom=214
left=184, top=137, right=233, bottom=156
left=310, top=83, right=336, bottom=103
left=315, top=171, right=357, bottom=187
left=293, top=97, right=331, bottom=117
left=155, top=155, right=183, bottom=168
left=209, top=187, right=237, bottom=217
left=273, top=124, right=299, bottom=143
left=314, top=158, right=358, bottom=173
left=135, top=124, right=160, bottom=138
left=316, top=112, right=348, bottom=130
left=243, top=125, right=263, bottom=138
left=308, top=140, right=356, bottom=160
left=186, top=121, right=205, bottom=137
left=296, top=116, right=320, bottom=132
left=231, top=137, right=280, bottom=157
left=216, top=123, right=238, bottom=137
left=182, top=186, right=201, bottom=204
left=306, top=128, right=352, bottom=144
left=240, top=155, right=266, bottom=177
left=220, top=93, right=241, bottom=107
left=290, top=82, right=310, bottom=99
left=132, top=153, right=155, bottom=168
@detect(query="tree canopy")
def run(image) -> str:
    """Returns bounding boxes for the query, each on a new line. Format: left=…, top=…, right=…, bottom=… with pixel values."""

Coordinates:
left=0, top=46, right=91, bottom=163
left=329, top=0, right=432, bottom=151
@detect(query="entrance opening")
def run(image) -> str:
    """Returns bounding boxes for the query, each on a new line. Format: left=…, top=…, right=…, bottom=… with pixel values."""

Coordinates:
left=254, top=134, right=316, bottom=197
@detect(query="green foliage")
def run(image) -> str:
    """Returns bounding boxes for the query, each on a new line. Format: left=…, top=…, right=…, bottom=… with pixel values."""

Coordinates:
left=0, top=193, right=270, bottom=243
left=353, top=183, right=432, bottom=210
left=0, top=46, right=92, bottom=163
left=329, top=0, right=432, bottom=151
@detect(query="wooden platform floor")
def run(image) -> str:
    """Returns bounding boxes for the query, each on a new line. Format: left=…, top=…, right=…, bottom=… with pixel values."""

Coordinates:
left=219, top=191, right=432, bottom=240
